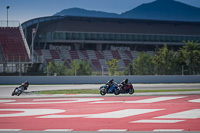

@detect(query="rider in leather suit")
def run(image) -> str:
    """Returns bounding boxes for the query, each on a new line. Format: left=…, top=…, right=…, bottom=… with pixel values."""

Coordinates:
left=105, top=79, right=114, bottom=92
left=120, top=78, right=129, bottom=90
left=20, top=81, right=29, bottom=91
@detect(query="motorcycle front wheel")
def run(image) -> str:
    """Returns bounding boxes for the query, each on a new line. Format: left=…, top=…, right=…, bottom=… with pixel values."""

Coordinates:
left=129, top=88, right=135, bottom=94
left=17, top=90, right=22, bottom=96
left=100, top=89, right=106, bottom=96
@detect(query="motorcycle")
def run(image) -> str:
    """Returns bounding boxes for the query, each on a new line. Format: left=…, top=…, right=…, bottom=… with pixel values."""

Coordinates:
left=99, top=82, right=120, bottom=96
left=12, top=86, right=24, bottom=96
left=118, top=83, right=135, bottom=95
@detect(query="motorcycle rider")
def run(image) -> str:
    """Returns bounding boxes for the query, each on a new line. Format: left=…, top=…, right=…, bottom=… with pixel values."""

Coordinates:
left=18, top=81, right=29, bottom=91
left=21, top=81, right=29, bottom=90
left=120, top=78, right=129, bottom=90
left=105, top=79, right=114, bottom=92
left=12, top=81, right=29, bottom=96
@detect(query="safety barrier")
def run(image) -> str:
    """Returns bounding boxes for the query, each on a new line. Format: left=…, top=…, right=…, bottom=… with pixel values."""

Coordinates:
left=0, top=75, right=199, bottom=84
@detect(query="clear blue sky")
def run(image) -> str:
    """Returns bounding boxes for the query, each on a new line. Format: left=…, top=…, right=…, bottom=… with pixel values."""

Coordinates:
left=0, top=0, right=200, bottom=23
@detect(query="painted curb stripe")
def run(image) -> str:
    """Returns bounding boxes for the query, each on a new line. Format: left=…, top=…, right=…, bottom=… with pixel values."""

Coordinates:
left=98, top=129, right=127, bottom=131
left=131, top=119, right=184, bottom=123
left=0, top=129, right=21, bottom=131
left=44, top=129, right=73, bottom=131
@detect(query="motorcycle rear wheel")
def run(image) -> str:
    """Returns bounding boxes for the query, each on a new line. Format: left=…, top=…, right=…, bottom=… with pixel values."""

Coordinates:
left=114, top=89, right=120, bottom=95
left=17, top=90, right=22, bottom=96
left=11, top=91, right=15, bottom=96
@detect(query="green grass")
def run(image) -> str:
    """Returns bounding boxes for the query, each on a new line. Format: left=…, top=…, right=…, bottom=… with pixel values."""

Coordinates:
left=36, top=89, right=100, bottom=94
left=35, top=89, right=200, bottom=94
left=136, top=89, right=200, bottom=93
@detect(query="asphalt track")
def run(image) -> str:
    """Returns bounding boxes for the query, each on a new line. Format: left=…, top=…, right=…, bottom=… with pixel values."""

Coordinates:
left=0, top=84, right=200, bottom=133
left=0, top=83, right=200, bottom=98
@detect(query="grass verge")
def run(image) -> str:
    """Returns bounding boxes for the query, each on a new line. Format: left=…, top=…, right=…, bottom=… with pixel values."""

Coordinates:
left=36, top=89, right=200, bottom=94
left=36, top=89, right=99, bottom=94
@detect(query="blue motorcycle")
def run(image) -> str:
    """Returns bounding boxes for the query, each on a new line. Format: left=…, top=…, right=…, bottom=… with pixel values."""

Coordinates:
left=12, top=86, right=24, bottom=96
left=99, top=82, right=120, bottom=96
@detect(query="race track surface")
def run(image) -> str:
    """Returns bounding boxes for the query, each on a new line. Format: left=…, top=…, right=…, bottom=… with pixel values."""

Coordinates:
left=0, top=83, right=200, bottom=98
left=0, top=95, right=200, bottom=131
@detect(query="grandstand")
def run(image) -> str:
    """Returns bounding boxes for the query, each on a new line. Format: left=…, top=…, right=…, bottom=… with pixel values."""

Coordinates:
left=0, top=20, right=30, bottom=75
left=1, top=15, right=200, bottom=75
left=21, top=16, right=200, bottom=73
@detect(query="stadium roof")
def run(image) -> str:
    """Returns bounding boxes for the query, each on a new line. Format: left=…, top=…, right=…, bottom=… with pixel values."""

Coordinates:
left=21, top=15, right=200, bottom=30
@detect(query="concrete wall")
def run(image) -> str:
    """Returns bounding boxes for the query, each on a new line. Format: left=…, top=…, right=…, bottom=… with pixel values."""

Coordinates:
left=0, top=75, right=200, bottom=84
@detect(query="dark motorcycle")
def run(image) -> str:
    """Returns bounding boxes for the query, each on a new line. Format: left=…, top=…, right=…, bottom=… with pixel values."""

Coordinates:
left=99, top=82, right=120, bottom=96
left=118, top=83, right=135, bottom=95
left=12, top=86, right=24, bottom=96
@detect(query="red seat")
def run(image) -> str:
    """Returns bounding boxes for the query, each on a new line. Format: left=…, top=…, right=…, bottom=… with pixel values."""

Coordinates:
left=69, top=50, right=79, bottom=59
left=0, top=27, right=30, bottom=62
left=111, top=51, right=121, bottom=59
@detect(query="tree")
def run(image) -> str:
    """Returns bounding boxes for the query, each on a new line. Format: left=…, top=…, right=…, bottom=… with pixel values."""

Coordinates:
left=70, top=60, right=92, bottom=76
left=46, top=60, right=92, bottom=76
left=47, top=61, right=67, bottom=76
left=177, top=41, right=200, bottom=75
left=106, top=59, right=119, bottom=75
left=153, top=44, right=177, bottom=75
left=132, top=52, right=154, bottom=75
left=124, top=63, right=134, bottom=75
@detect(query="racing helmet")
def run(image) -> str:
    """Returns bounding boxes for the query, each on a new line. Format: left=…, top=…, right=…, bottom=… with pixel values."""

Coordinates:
left=24, top=81, right=29, bottom=87
left=110, top=79, right=114, bottom=83
left=125, top=78, right=128, bottom=84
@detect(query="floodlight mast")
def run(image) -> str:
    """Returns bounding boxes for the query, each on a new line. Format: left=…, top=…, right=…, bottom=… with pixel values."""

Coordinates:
left=6, top=6, right=10, bottom=27
left=32, top=28, right=36, bottom=63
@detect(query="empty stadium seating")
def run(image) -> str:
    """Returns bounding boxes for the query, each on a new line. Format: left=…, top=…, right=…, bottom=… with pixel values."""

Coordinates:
left=95, top=51, right=104, bottom=59
left=103, top=50, right=113, bottom=60
left=0, top=27, right=30, bottom=62
left=91, top=59, right=102, bottom=70
left=35, top=48, right=153, bottom=71
left=79, top=50, right=89, bottom=59
left=111, top=51, right=121, bottom=59
left=69, top=50, right=79, bottom=59
left=50, top=50, right=60, bottom=59
left=123, top=59, right=131, bottom=67
left=0, top=26, right=153, bottom=72
left=124, top=51, right=133, bottom=59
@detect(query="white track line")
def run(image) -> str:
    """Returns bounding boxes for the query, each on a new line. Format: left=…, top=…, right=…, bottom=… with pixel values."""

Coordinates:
left=86, top=109, right=163, bottom=118
left=39, top=109, right=163, bottom=118
left=0, top=129, right=21, bottom=131
left=44, top=129, right=73, bottom=131
left=125, top=96, right=186, bottom=103
left=98, top=129, right=127, bottom=131
left=156, top=109, right=200, bottom=119
left=131, top=119, right=184, bottom=123
left=91, top=101, right=124, bottom=104
left=7, top=98, right=103, bottom=104
left=33, top=98, right=103, bottom=101
left=38, top=114, right=88, bottom=118
left=0, top=100, right=15, bottom=103
left=92, top=96, right=186, bottom=104
left=153, top=129, right=183, bottom=131
left=189, top=98, right=200, bottom=103
left=0, top=109, right=65, bottom=117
